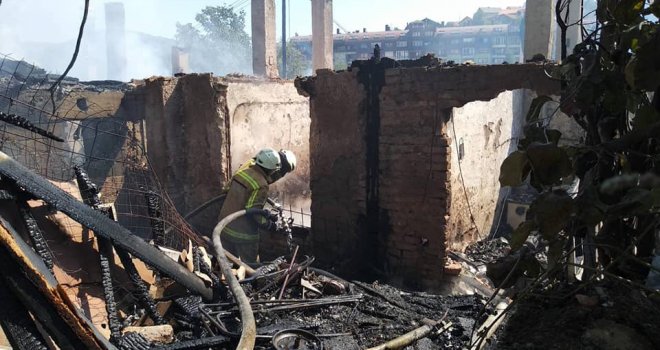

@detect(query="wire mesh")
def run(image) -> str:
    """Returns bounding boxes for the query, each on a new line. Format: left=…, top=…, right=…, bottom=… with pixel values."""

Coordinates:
left=0, top=52, right=202, bottom=252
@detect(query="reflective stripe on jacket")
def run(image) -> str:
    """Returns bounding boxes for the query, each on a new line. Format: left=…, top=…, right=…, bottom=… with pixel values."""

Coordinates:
left=218, top=163, right=269, bottom=241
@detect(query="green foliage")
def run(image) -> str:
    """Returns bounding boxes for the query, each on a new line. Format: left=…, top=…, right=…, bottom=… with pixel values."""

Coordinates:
left=497, top=0, right=660, bottom=285
left=333, top=53, right=349, bottom=71
left=175, top=6, right=252, bottom=75
left=277, top=42, right=311, bottom=78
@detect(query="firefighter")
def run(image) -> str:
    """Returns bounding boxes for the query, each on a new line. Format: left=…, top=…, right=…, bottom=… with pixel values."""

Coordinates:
left=218, top=148, right=295, bottom=262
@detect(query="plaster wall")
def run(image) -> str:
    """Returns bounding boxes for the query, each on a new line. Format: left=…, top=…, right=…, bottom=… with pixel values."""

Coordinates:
left=224, top=79, right=311, bottom=214
left=448, top=90, right=526, bottom=250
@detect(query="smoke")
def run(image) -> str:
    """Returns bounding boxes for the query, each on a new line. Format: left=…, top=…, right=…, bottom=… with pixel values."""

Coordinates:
left=0, top=0, right=173, bottom=81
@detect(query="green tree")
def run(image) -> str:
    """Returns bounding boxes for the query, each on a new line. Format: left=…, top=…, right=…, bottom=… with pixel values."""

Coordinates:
left=277, top=41, right=311, bottom=78
left=175, top=6, right=252, bottom=75
left=496, top=0, right=660, bottom=289
left=333, top=53, right=348, bottom=71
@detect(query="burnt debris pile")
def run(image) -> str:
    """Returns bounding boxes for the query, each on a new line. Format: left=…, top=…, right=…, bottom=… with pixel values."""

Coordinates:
left=465, top=238, right=511, bottom=265
left=0, top=148, right=488, bottom=349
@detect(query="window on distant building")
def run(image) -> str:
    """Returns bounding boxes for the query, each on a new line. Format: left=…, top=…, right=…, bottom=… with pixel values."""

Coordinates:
left=463, top=37, right=475, bottom=43
left=450, top=39, right=460, bottom=45
left=413, top=40, right=423, bottom=47
left=462, top=47, right=475, bottom=55
left=494, top=36, right=506, bottom=45
left=395, top=50, right=409, bottom=59
left=450, top=48, right=460, bottom=55
left=384, top=51, right=394, bottom=57
left=425, top=31, right=434, bottom=36
left=360, top=43, right=369, bottom=49
left=412, top=31, right=422, bottom=37
left=396, top=41, right=407, bottom=47
left=482, top=37, right=489, bottom=44
left=477, top=58, right=488, bottom=64
left=508, top=36, right=521, bottom=45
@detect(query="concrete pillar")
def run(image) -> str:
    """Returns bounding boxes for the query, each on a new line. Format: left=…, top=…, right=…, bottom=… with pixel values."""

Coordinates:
left=171, top=47, right=190, bottom=75
left=311, top=0, right=333, bottom=72
left=523, top=0, right=555, bottom=60
left=251, top=0, right=279, bottom=78
left=105, top=2, right=127, bottom=81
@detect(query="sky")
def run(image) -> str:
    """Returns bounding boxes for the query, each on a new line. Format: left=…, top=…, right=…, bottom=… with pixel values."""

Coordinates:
left=0, top=0, right=525, bottom=79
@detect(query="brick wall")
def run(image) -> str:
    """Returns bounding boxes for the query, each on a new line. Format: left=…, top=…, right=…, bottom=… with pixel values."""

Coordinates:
left=297, top=69, right=367, bottom=273
left=143, top=74, right=230, bottom=219
left=299, top=61, right=560, bottom=289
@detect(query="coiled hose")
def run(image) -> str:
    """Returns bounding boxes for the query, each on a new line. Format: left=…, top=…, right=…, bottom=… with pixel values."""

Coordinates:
left=212, top=208, right=268, bottom=350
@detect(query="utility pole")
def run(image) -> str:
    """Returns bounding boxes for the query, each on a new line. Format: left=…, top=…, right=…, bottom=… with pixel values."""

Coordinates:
left=282, top=0, right=287, bottom=78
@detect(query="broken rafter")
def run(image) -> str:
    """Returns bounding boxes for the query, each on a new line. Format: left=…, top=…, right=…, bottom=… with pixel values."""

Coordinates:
left=0, top=112, right=64, bottom=142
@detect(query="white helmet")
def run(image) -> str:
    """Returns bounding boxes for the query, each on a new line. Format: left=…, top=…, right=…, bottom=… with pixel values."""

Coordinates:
left=279, top=150, right=297, bottom=173
left=255, top=148, right=281, bottom=170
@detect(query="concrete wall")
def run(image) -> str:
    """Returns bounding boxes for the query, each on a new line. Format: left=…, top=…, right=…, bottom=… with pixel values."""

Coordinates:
left=524, top=0, right=555, bottom=60
left=299, top=62, right=560, bottom=289
left=311, top=0, right=334, bottom=71
left=251, top=0, right=279, bottom=78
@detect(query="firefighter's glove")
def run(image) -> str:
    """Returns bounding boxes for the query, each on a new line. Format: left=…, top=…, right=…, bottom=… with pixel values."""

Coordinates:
left=262, top=220, right=278, bottom=232
left=268, top=210, right=280, bottom=223
left=257, top=210, right=279, bottom=232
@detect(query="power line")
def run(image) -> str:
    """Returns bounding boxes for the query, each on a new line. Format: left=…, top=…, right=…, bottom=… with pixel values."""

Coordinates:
left=229, top=0, right=244, bottom=8
left=235, top=0, right=250, bottom=10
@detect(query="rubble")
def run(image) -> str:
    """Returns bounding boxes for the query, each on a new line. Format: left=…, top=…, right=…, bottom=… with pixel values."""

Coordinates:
left=464, top=238, right=511, bottom=265
left=0, top=148, right=490, bottom=349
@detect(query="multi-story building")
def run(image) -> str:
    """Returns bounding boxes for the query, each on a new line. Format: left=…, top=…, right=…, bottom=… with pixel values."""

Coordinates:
left=289, top=7, right=524, bottom=67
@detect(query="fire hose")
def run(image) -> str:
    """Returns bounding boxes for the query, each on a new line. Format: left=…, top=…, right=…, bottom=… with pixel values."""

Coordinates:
left=211, top=208, right=269, bottom=350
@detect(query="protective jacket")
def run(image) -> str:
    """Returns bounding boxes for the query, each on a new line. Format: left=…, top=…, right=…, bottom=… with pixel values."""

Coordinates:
left=218, top=163, right=270, bottom=261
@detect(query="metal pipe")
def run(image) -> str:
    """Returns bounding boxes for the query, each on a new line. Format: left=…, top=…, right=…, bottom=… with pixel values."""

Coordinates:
left=212, top=208, right=268, bottom=350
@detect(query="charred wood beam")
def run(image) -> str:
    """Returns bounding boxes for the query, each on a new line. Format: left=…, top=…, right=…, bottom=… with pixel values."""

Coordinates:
left=17, top=201, right=54, bottom=273
left=0, top=240, right=89, bottom=349
left=0, top=112, right=64, bottom=142
left=73, top=166, right=101, bottom=209
left=0, top=282, right=49, bottom=350
left=98, top=238, right=122, bottom=342
left=145, top=190, right=165, bottom=246
left=0, top=151, right=214, bottom=300
left=116, top=332, right=150, bottom=350
left=115, top=246, right=166, bottom=325
left=74, top=165, right=122, bottom=342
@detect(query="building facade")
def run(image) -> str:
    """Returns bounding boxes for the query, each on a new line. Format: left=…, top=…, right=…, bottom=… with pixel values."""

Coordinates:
left=290, top=7, right=524, bottom=67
